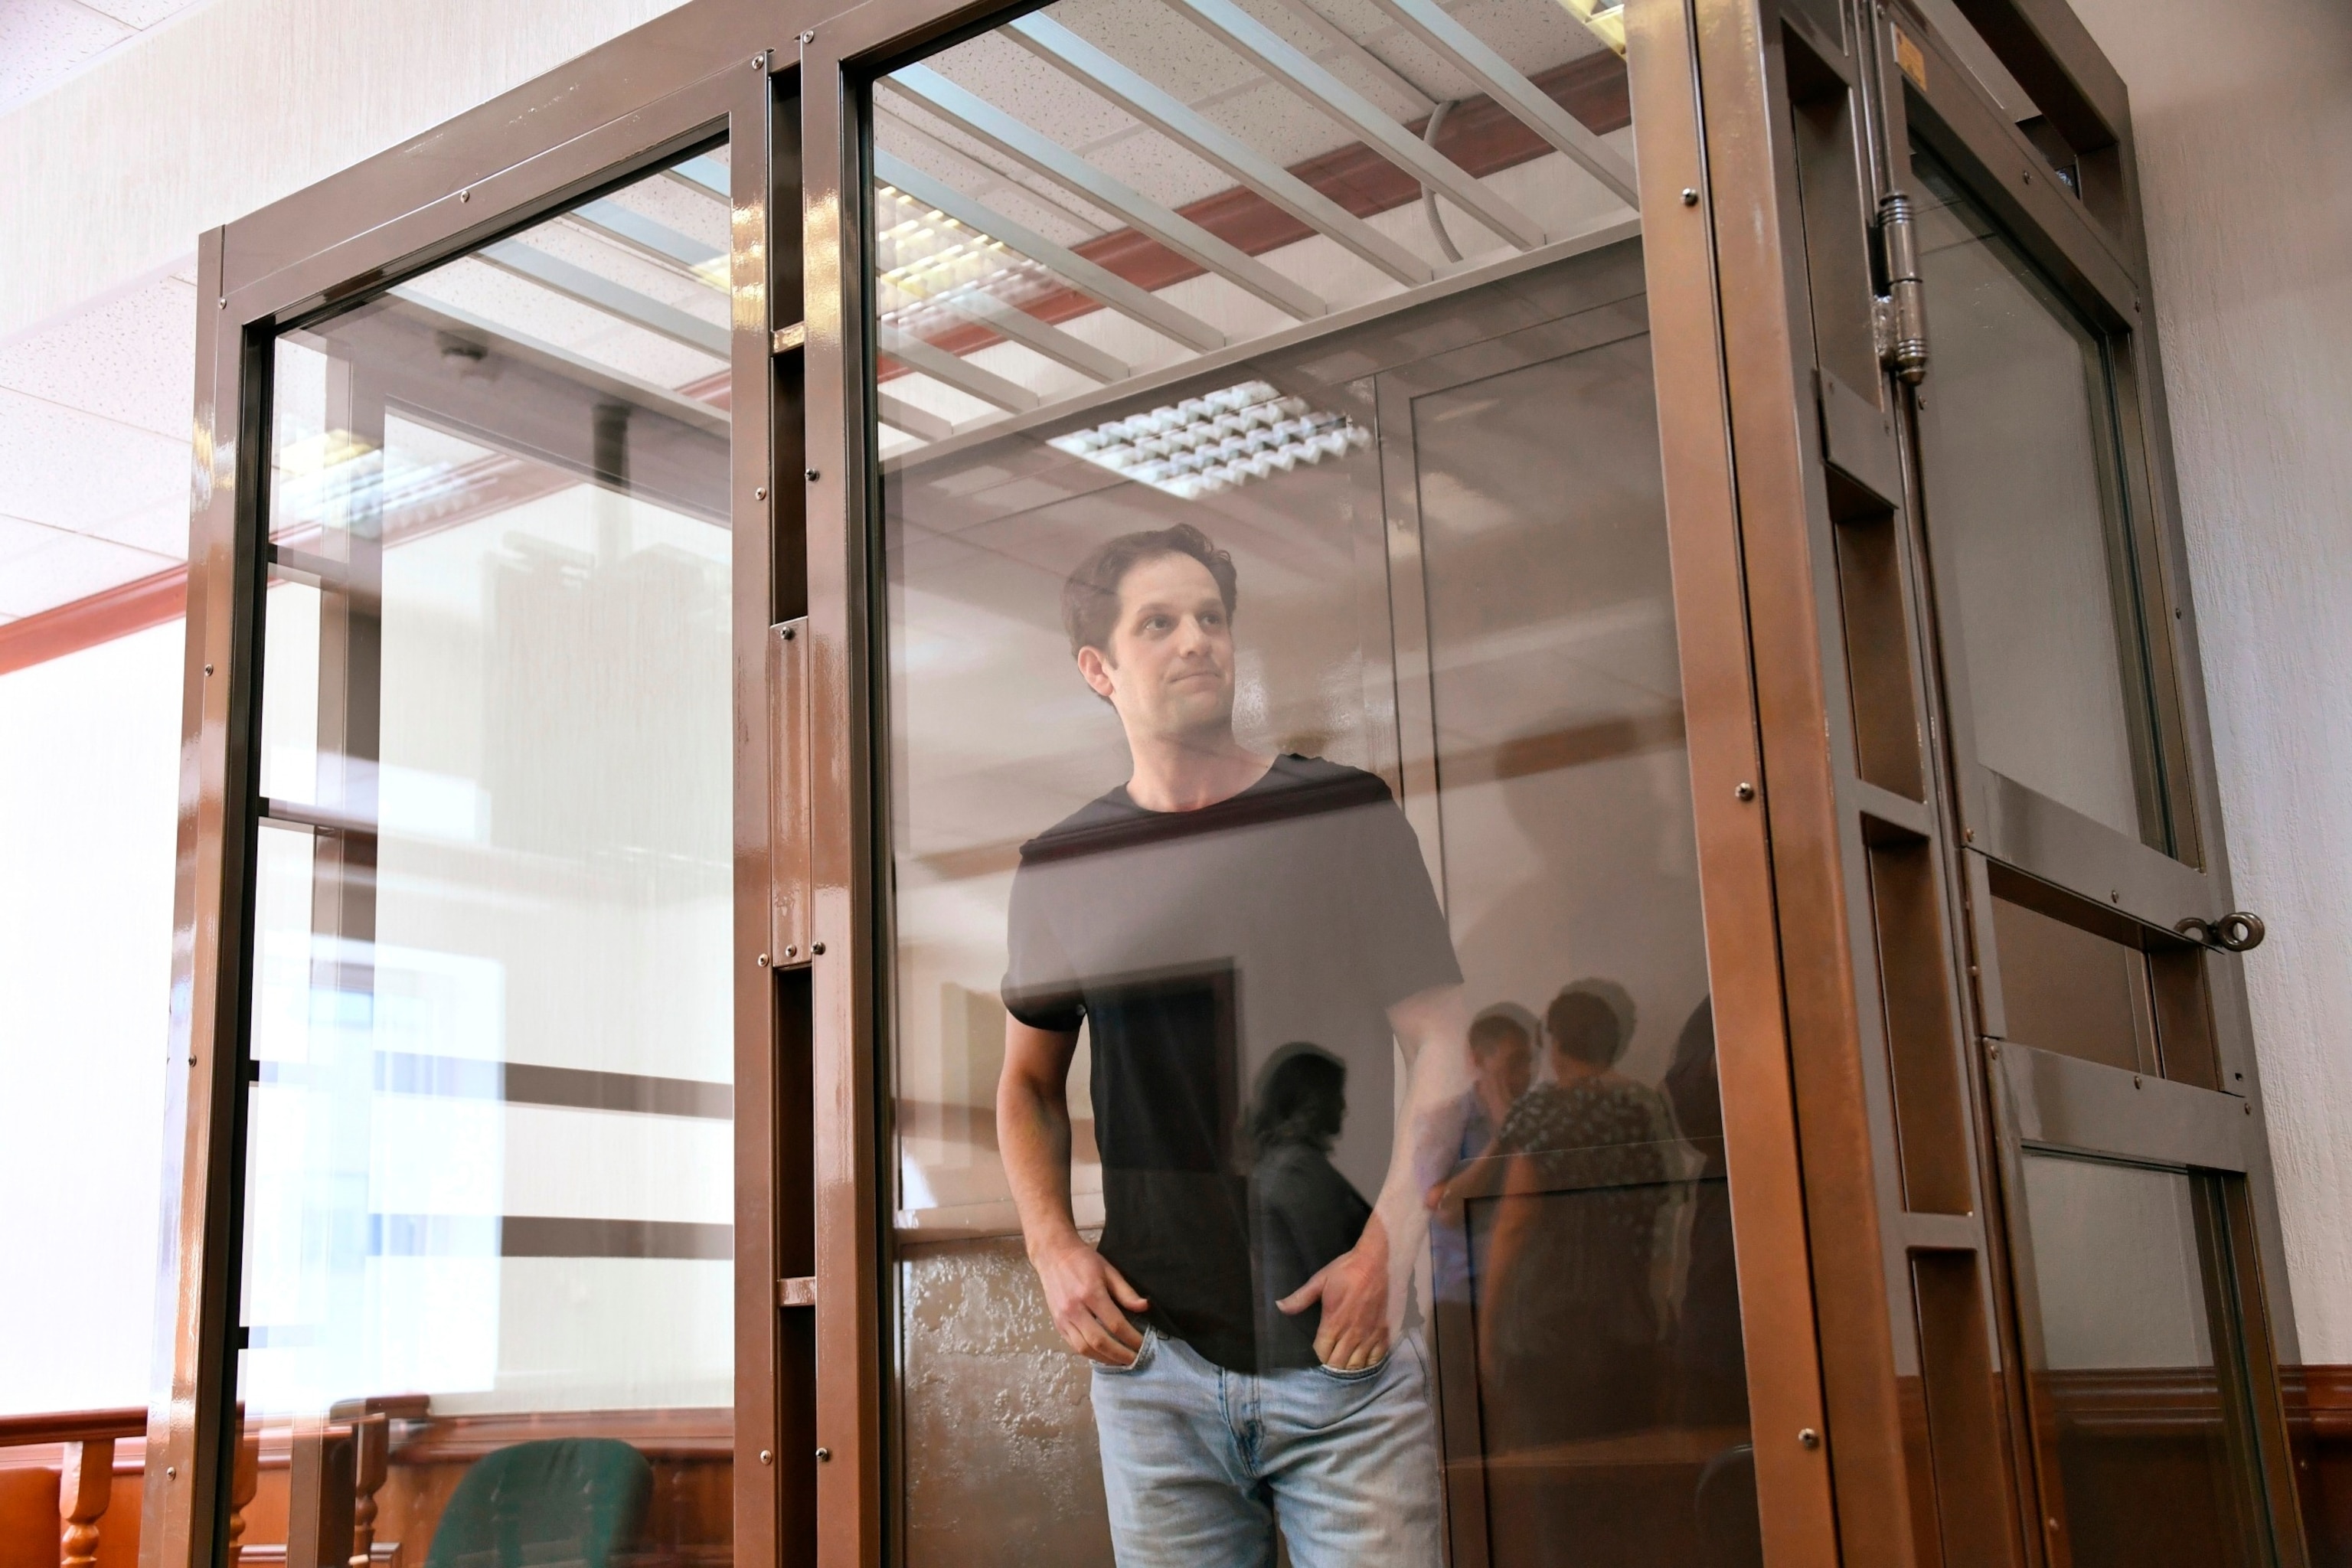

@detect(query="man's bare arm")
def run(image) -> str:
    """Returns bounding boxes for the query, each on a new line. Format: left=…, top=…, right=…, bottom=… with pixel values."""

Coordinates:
left=998, top=1015, right=1151, bottom=1366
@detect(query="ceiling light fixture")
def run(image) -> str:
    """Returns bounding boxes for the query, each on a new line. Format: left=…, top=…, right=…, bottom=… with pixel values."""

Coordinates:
left=1047, top=380, right=1369, bottom=500
left=1557, top=0, right=1627, bottom=56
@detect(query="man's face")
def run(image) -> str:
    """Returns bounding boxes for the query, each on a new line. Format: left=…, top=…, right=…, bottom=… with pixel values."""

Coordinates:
left=1475, top=1031, right=1535, bottom=1106
left=1078, top=553, right=1236, bottom=743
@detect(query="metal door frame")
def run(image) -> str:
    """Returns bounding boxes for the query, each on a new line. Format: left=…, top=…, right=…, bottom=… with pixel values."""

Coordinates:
left=145, top=35, right=793, bottom=1568
left=798, top=0, right=1850, bottom=1560
left=1876, top=2, right=2309, bottom=1557
left=1686, top=0, right=2308, bottom=1560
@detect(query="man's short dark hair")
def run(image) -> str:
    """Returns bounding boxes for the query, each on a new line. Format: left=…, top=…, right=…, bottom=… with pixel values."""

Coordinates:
left=1062, top=523, right=1240, bottom=658
left=1547, top=981, right=1634, bottom=1069
left=1468, top=1004, right=1537, bottom=1058
left=1248, top=1042, right=1348, bottom=1155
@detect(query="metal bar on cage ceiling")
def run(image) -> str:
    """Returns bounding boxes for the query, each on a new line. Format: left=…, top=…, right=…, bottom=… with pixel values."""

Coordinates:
left=665, top=155, right=732, bottom=201
left=1006, top=15, right=1432, bottom=286
left=875, top=151, right=1227, bottom=353
left=1359, top=0, right=1638, bottom=204
left=879, top=107, right=1120, bottom=239
left=570, top=198, right=727, bottom=279
left=878, top=392, right=958, bottom=443
left=1259, top=0, right=1435, bottom=117
left=478, top=240, right=730, bottom=358
left=932, top=286, right=1132, bottom=381
left=1159, top=0, right=1547, bottom=250
left=877, top=324, right=1043, bottom=412
left=883, top=64, right=1329, bottom=320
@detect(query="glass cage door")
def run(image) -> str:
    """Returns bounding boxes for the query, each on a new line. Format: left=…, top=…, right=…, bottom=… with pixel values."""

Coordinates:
left=862, top=0, right=1762, bottom=1560
left=1886, top=6, right=2299, bottom=1563
left=235, top=142, right=742, bottom=1568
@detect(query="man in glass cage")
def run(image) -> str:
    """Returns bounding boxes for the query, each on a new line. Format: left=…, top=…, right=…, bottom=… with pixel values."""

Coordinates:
left=996, top=522, right=1476, bottom=1566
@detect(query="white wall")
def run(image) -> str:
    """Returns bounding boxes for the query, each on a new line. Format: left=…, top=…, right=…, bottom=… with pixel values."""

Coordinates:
left=0, top=0, right=690, bottom=344
left=0, top=621, right=183, bottom=1414
left=2068, top=0, right=2352, bottom=1364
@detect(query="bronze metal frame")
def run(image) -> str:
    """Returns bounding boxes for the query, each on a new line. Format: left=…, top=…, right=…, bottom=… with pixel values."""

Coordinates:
left=1879, top=3, right=2310, bottom=1557
left=144, top=0, right=2304, bottom=1565
left=1691, top=0, right=2311, bottom=1560
left=144, top=34, right=792, bottom=1568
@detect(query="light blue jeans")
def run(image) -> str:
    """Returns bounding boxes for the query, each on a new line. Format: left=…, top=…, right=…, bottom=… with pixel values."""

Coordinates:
left=1089, top=1327, right=1442, bottom=1567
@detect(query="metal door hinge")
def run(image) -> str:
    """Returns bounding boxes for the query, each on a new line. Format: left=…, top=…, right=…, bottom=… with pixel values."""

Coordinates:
left=1876, top=191, right=1928, bottom=384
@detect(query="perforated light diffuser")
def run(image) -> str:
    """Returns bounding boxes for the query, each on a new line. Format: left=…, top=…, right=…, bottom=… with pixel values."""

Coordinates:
left=1047, top=381, right=1370, bottom=500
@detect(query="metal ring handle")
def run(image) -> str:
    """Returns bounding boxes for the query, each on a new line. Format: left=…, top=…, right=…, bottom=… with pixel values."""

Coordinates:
left=2177, top=911, right=2266, bottom=952
left=2213, top=911, right=2266, bottom=952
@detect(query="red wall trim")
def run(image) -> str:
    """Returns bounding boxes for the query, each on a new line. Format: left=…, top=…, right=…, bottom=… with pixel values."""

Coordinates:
left=0, top=567, right=187, bottom=678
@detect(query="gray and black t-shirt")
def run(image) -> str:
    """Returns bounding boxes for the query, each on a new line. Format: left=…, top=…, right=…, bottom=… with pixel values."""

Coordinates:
left=1002, top=754, right=1460, bottom=1371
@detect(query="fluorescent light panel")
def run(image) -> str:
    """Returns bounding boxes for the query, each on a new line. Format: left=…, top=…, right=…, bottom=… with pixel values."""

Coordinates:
left=1048, top=380, right=1369, bottom=500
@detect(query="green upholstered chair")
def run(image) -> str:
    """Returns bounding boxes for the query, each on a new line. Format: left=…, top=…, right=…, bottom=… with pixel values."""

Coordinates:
left=423, top=1439, right=651, bottom=1568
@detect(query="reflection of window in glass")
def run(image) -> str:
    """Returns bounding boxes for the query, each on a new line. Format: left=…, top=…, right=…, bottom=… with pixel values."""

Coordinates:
left=1909, top=147, right=2166, bottom=849
left=877, top=6, right=1757, bottom=1537
left=242, top=146, right=737, bottom=1568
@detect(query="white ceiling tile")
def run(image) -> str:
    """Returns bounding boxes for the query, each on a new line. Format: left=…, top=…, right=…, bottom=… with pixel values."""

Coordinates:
left=0, top=515, right=175, bottom=619
left=0, top=274, right=200, bottom=440
left=78, top=0, right=204, bottom=28
left=0, top=513, right=59, bottom=570
left=0, top=0, right=132, bottom=112
left=0, top=387, right=191, bottom=548
left=76, top=492, right=189, bottom=557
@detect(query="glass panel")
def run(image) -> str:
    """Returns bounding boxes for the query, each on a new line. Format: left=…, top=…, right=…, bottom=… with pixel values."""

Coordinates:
left=1991, top=896, right=2151, bottom=1074
left=867, top=0, right=1641, bottom=460
left=243, top=146, right=736, bottom=1568
left=2019, top=1155, right=2264, bottom=1568
left=1910, top=145, right=2164, bottom=848
left=876, top=8, right=1757, bottom=1547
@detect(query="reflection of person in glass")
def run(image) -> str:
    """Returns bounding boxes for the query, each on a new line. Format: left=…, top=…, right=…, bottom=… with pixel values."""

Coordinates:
left=1247, top=1044, right=1372, bottom=1357
left=995, top=524, right=1472, bottom=1566
left=1455, top=1004, right=1539, bottom=1165
left=1479, top=982, right=1677, bottom=1449
left=1428, top=1005, right=1537, bottom=1311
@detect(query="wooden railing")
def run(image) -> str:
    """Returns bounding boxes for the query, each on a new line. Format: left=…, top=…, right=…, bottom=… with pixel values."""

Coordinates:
left=0, top=1407, right=145, bottom=1568
left=10, top=1378, right=2333, bottom=1564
